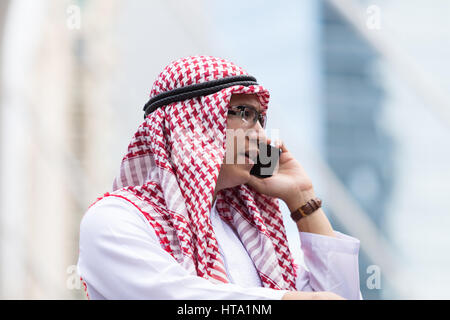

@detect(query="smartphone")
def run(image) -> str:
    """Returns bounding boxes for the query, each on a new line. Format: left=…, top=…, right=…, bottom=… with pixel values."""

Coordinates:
left=250, top=143, right=282, bottom=178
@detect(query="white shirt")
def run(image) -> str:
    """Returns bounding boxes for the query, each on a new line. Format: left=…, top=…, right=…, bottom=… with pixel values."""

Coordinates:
left=77, top=196, right=362, bottom=299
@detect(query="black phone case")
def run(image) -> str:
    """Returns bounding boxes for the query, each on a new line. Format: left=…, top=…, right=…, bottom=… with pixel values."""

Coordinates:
left=250, top=143, right=282, bottom=178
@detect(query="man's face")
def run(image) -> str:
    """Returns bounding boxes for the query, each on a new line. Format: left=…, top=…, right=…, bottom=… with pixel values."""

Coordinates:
left=215, top=93, right=267, bottom=191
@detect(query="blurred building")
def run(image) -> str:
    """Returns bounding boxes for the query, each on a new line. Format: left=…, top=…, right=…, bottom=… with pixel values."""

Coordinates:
left=0, top=0, right=211, bottom=299
left=320, top=0, right=394, bottom=300
left=0, top=0, right=115, bottom=299
left=371, top=0, right=450, bottom=299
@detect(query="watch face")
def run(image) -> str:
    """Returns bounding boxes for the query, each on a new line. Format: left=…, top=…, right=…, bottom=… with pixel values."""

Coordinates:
left=250, top=143, right=281, bottom=178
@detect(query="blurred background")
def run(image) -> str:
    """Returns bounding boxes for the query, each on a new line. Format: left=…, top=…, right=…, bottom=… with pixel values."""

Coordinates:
left=0, top=0, right=449, bottom=299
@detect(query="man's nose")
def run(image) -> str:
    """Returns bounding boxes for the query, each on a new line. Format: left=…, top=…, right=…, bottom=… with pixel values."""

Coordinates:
left=246, top=121, right=267, bottom=144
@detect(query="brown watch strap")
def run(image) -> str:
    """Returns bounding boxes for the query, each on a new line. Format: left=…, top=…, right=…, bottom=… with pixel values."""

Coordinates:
left=290, top=197, right=322, bottom=222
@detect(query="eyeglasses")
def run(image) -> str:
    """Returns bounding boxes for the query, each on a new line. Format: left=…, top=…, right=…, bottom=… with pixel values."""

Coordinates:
left=227, top=105, right=266, bottom=128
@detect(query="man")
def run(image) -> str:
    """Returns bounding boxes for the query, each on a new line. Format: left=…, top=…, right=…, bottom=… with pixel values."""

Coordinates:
left=77, top=56, right=361, bottom=300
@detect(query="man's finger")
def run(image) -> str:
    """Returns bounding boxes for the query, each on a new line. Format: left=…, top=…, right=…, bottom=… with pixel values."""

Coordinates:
left=277, top=140, right=288, bottom=153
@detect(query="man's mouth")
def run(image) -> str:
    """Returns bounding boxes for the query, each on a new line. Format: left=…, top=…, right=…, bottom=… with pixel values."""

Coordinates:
left=242, top=150, right=258, bottom=164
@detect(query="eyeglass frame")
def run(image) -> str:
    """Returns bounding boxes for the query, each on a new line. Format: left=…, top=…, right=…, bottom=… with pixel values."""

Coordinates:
left=227, top=105, right=267, bottom=128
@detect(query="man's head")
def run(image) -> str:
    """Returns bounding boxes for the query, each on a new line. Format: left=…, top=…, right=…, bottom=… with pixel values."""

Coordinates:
left=135, top=56, right=272, bottom=205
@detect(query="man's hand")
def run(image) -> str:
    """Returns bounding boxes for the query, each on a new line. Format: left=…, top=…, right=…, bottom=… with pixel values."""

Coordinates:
left=282, top=291, right=346, bottom=300
left=246, top=139, right=313, bottom=206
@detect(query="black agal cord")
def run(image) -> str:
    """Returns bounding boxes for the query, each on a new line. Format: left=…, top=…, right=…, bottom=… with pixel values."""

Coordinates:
left=143, top=75, right=258, bottom=118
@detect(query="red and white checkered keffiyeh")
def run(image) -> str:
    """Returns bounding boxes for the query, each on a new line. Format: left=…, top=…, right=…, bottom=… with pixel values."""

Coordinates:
left=89, top=56, right=297, bottom=290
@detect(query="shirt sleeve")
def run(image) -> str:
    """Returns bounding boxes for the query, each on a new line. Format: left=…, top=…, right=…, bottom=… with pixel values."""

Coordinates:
left=295, top=230, right=363, bottom=300
left=77, top=198, right=288, bottom=300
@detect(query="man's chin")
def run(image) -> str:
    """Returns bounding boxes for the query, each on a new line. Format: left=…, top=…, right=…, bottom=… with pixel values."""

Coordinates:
left=238, top=162, right=255, bottom=172
left=239, top=164, right=255, bottom=182
left=218, top=163, right=255, bottom=188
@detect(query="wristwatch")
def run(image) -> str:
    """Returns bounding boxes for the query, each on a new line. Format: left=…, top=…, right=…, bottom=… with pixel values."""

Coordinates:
left=290, top=198, right=322, bottom=222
